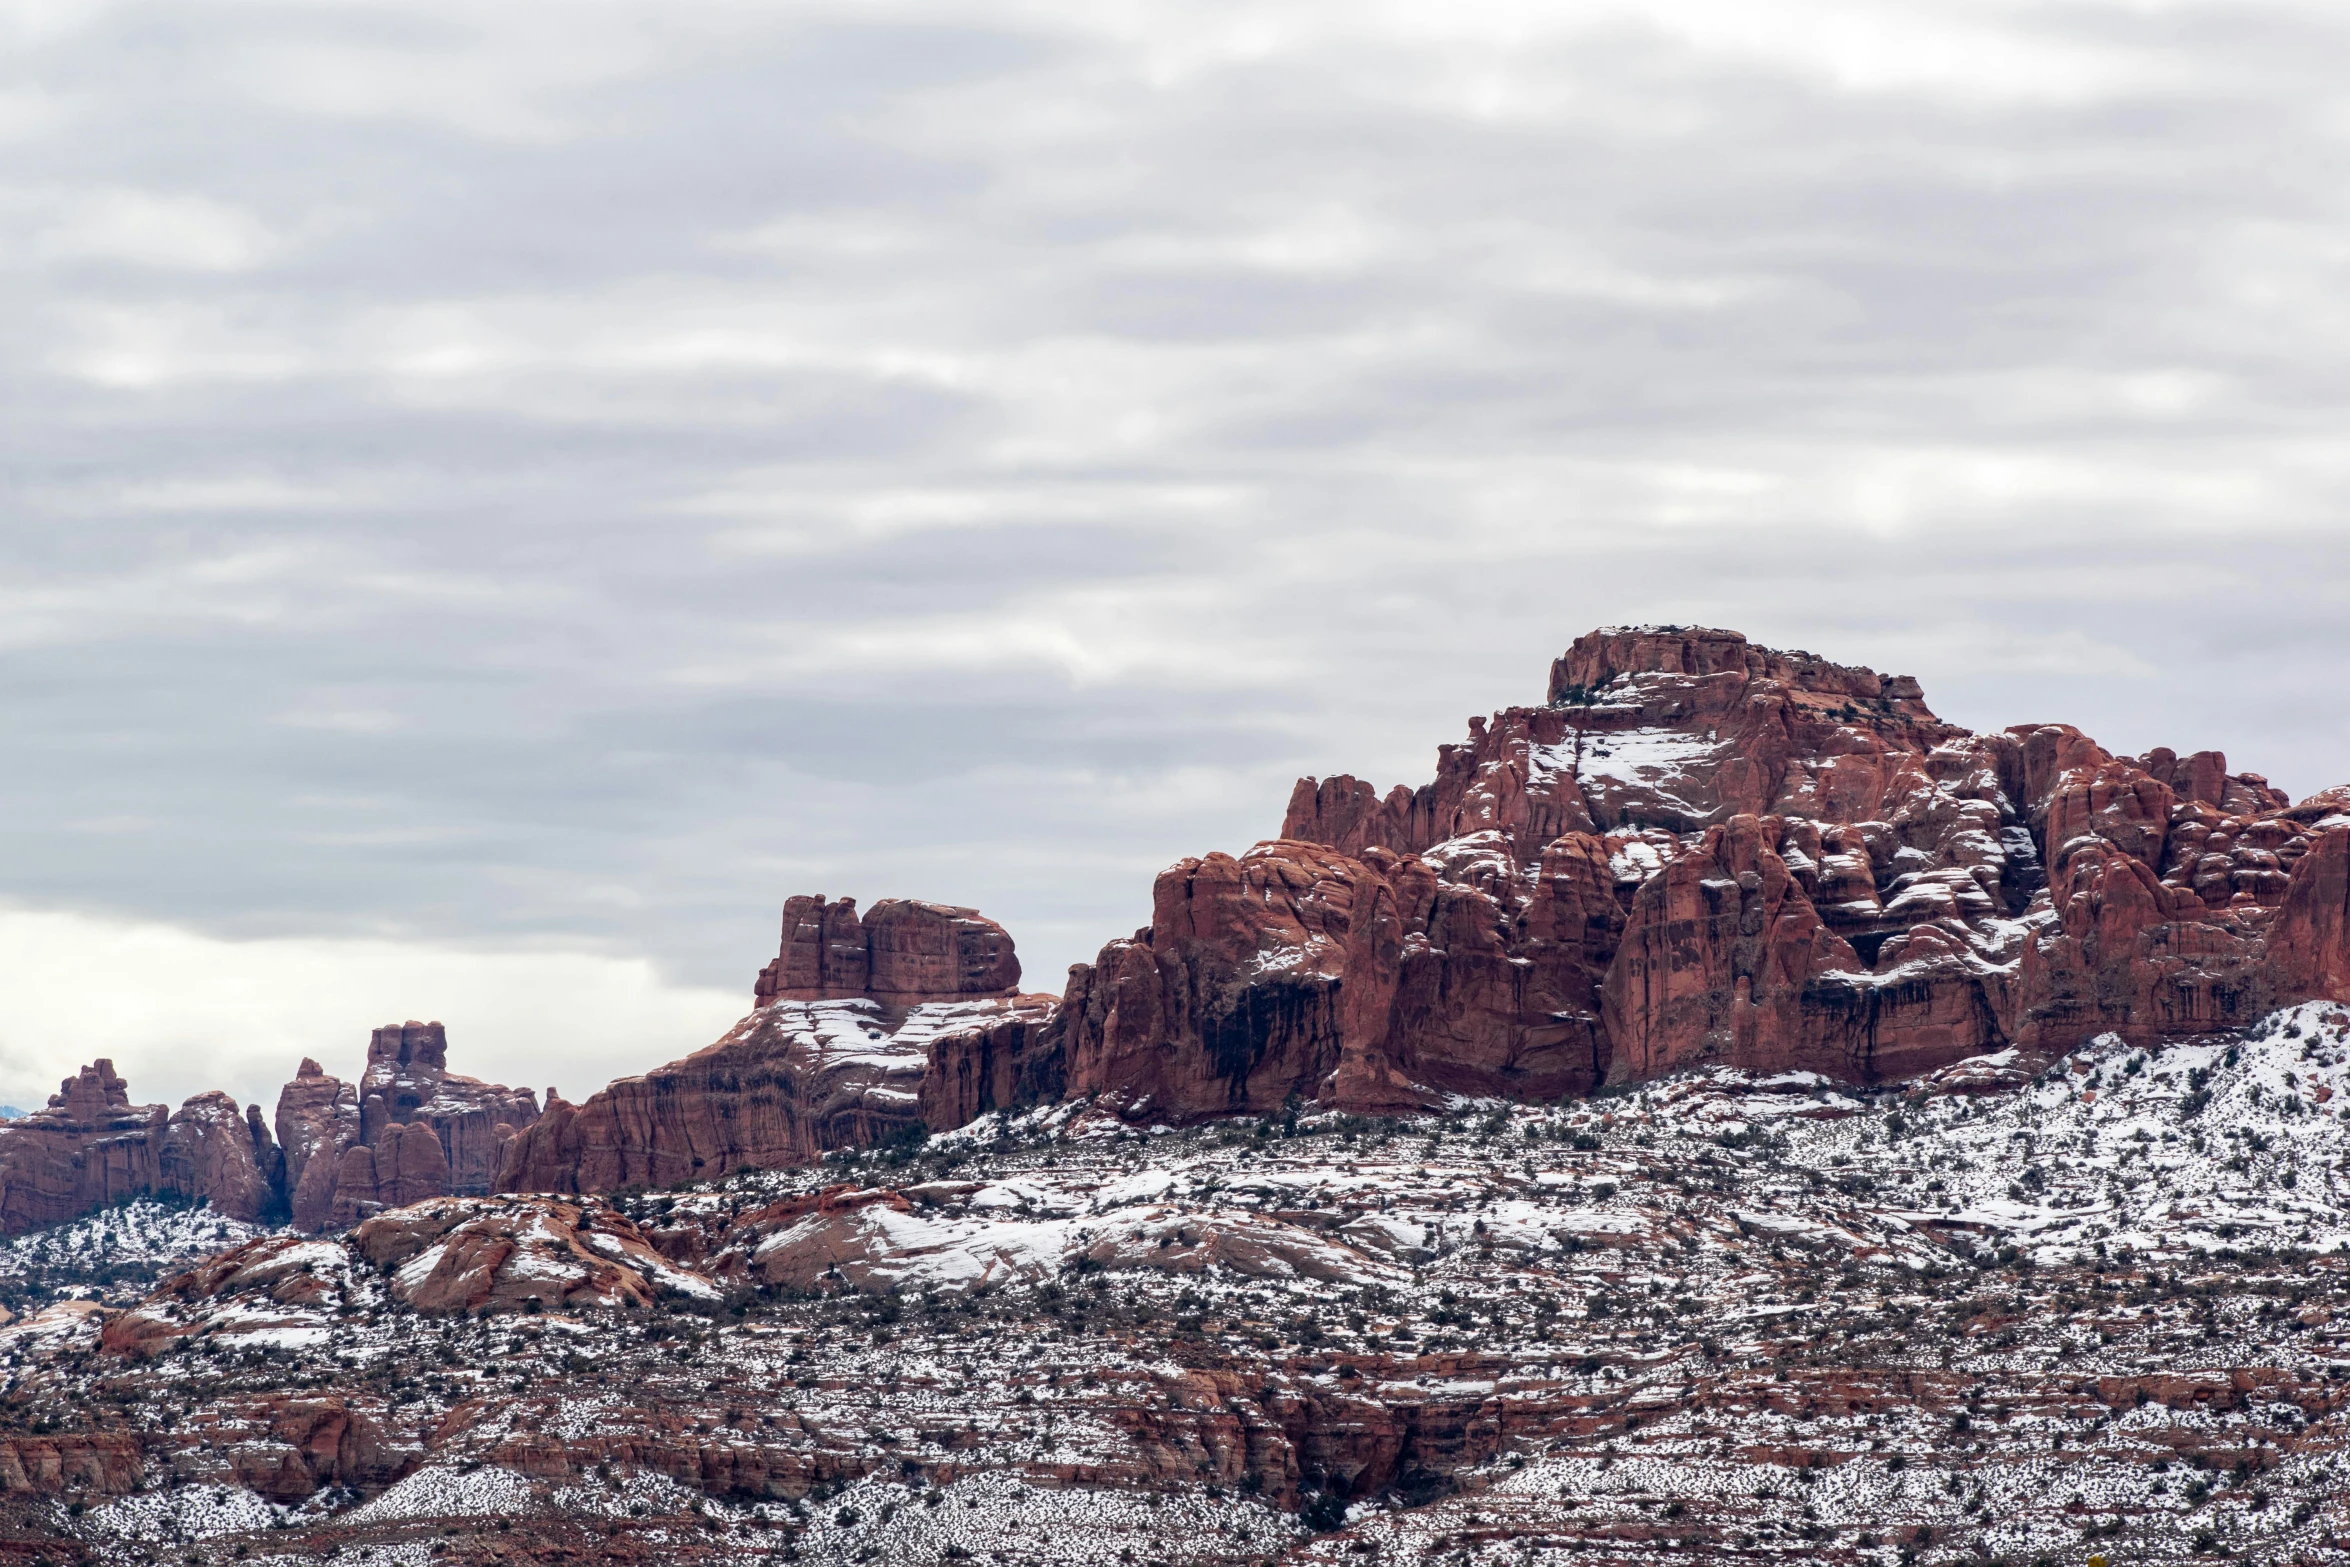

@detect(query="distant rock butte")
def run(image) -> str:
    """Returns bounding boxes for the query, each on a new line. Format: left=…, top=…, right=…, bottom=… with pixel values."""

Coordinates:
left=497, top=898, right=1056, bottom=1195
left=277, top=1022, right=540, bottom=1232
left=0, top=1062, right=281, bottom=1235
left=755, top=894, right=1023, bottom=1006
left=0, top=1025, right=537, bottom=1237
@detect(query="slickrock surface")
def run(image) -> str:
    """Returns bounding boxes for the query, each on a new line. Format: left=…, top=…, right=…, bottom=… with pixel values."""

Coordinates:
left=500, top=899, right=1053, bottom=1194
left=0, top=1002, right=2341, bottom=1561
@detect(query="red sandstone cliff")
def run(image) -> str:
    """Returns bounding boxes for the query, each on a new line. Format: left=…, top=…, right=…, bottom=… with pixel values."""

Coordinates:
left=499, top=898, right=1055, bottom=1195
left=493, top=626, right=2350, bottom=1183
left=276, top=1023, right=540, bottom=1232
left=1140, top=624, right=2350, bottom=1107
left=0, top=1062, right=280, bottom=1234
left=755, top=895, right=1021, bottom=1006
left=20, top=625, right=2344, bottom=1229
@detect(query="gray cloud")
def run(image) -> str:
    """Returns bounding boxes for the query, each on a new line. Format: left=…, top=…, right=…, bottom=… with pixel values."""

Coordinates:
left=4, top=0, right=2350, bottom=1105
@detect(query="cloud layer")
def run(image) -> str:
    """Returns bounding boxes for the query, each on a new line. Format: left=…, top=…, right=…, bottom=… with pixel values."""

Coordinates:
left=4, top=0, right=2349, bottom=1108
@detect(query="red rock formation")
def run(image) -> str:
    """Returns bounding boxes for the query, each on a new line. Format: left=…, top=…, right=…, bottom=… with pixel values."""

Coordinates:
left=351, top=1194, right=709, bottom=1313
left=2261, top=826, right=2350, bottom=1001
left=755, top=896, right=1022, bottom=1005
left=276, top=1057, right=355, bottom=1234
left=276, top=1024, right=538, bottom=1232
left=354, top=1021, right=538, bottom=1193
left=0, top=1434, right=144, bottom=1497
left=0, top=1062, right=162, bottom=1233
left=480, top=628, right=2350, bottom=1183
left=157, top=1091, right=277, bottom=1223
left=1097, top=625, right=2350, bottom=1112
left=0, top=1062, right=279, bottom=1234
left=1060, top=843, right=1407, bottom=1121
left=916, top=1005, right=1067, bottom=1133
left=500, top=899, right=1049, bottom=1195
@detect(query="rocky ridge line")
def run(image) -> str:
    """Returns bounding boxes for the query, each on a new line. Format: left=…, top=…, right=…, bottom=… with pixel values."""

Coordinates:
left=0, top=1025, right=538, bottom=1239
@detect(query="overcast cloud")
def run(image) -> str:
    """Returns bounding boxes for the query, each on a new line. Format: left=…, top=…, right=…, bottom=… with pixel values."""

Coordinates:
left=4, top=0, right=2349, bottom=1112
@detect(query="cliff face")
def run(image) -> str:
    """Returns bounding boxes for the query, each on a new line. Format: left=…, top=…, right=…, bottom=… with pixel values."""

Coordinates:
left=755, top=895, right=1022, bottom=1006
left=1062, top=625, right=2350, bottom=1116
left=276, top=1023, right=540, bottom=1232
left=15, top=625, right=2350, bottom=1228
left=498, top=899, right=1055, bottom=1195
left=0, top=1064, right=280, bottom=1234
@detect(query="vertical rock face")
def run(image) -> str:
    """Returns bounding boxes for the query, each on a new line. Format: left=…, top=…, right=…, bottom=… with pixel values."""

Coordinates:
left=275, top=1058, right=355, bottom=1235
left=1070, top=625, right=2350, bottom=1118
left=2267, top=820, right=2350, bottom=999
left=755, top=896, right=1022, bottom=1005
left=0, top=1063, right=161, bottom=1233
left=0, top=1063, right=279, bottom=1234
left=157, top=1092, right=277, bottom=1223
left=275, top=1025, right=539, bottom=1232
left=1060, top=843, right=1410, bottom=1121
left=499, top=900, right=1051, bottom=1195
left=354, top=1022, right=536, bottom=1198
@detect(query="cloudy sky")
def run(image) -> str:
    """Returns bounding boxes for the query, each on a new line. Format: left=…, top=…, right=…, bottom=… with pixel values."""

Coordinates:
left=5, top=0, right=2349, bottom=1113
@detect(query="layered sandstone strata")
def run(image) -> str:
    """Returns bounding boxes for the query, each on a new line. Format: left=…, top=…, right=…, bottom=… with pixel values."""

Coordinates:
left=500, top=900, right=1052, bottom=1194
left=755, top=895, right=1022, bottom=1006
left=22, top=625, right=2347, bottom=1231
left=1079, top=623, right=2350, bottom=1109
left=0, top=1063, right=282, bottom=1233
left=276, top=1023, right=539, bottom=1232
left=503, top=625, right=2350, bottom=1177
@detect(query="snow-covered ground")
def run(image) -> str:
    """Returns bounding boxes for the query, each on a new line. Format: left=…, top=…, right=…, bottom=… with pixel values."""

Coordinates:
left=0, top=1197, right=280, bottom=1313
left=1, top=1002, right=2346, bottom=1563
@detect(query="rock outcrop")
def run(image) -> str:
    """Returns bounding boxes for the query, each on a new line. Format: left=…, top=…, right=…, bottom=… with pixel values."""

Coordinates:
left=500, top=900, right=1054, bottom=1195
left=21, top=625, right=2344, bottom=1236
left=157, top=1091, right=280, bottom=1224
left=352, top=1195, right=717, bottom=1314
left=1061, top=625, right=2350, bottom=1117
left=755, top=895, right=1022, bottom=1006
left=0, top=1062, right=281, bottom=1234
left=276, top=1023, right=539, bottom=1232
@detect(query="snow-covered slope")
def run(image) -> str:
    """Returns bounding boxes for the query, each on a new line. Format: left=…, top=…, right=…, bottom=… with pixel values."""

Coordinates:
left=2, top=1004, right=2347, bottom=1563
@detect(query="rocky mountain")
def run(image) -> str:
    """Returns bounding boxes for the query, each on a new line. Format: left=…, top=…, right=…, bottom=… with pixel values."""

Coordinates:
left=15, top=626, right=2345, bottom=1238
left=0, top=1025, right=536, bottom=1240
left=0, top=624, right=2348, bottom=1563
left=484, top=626, right=2350, bottom=1187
